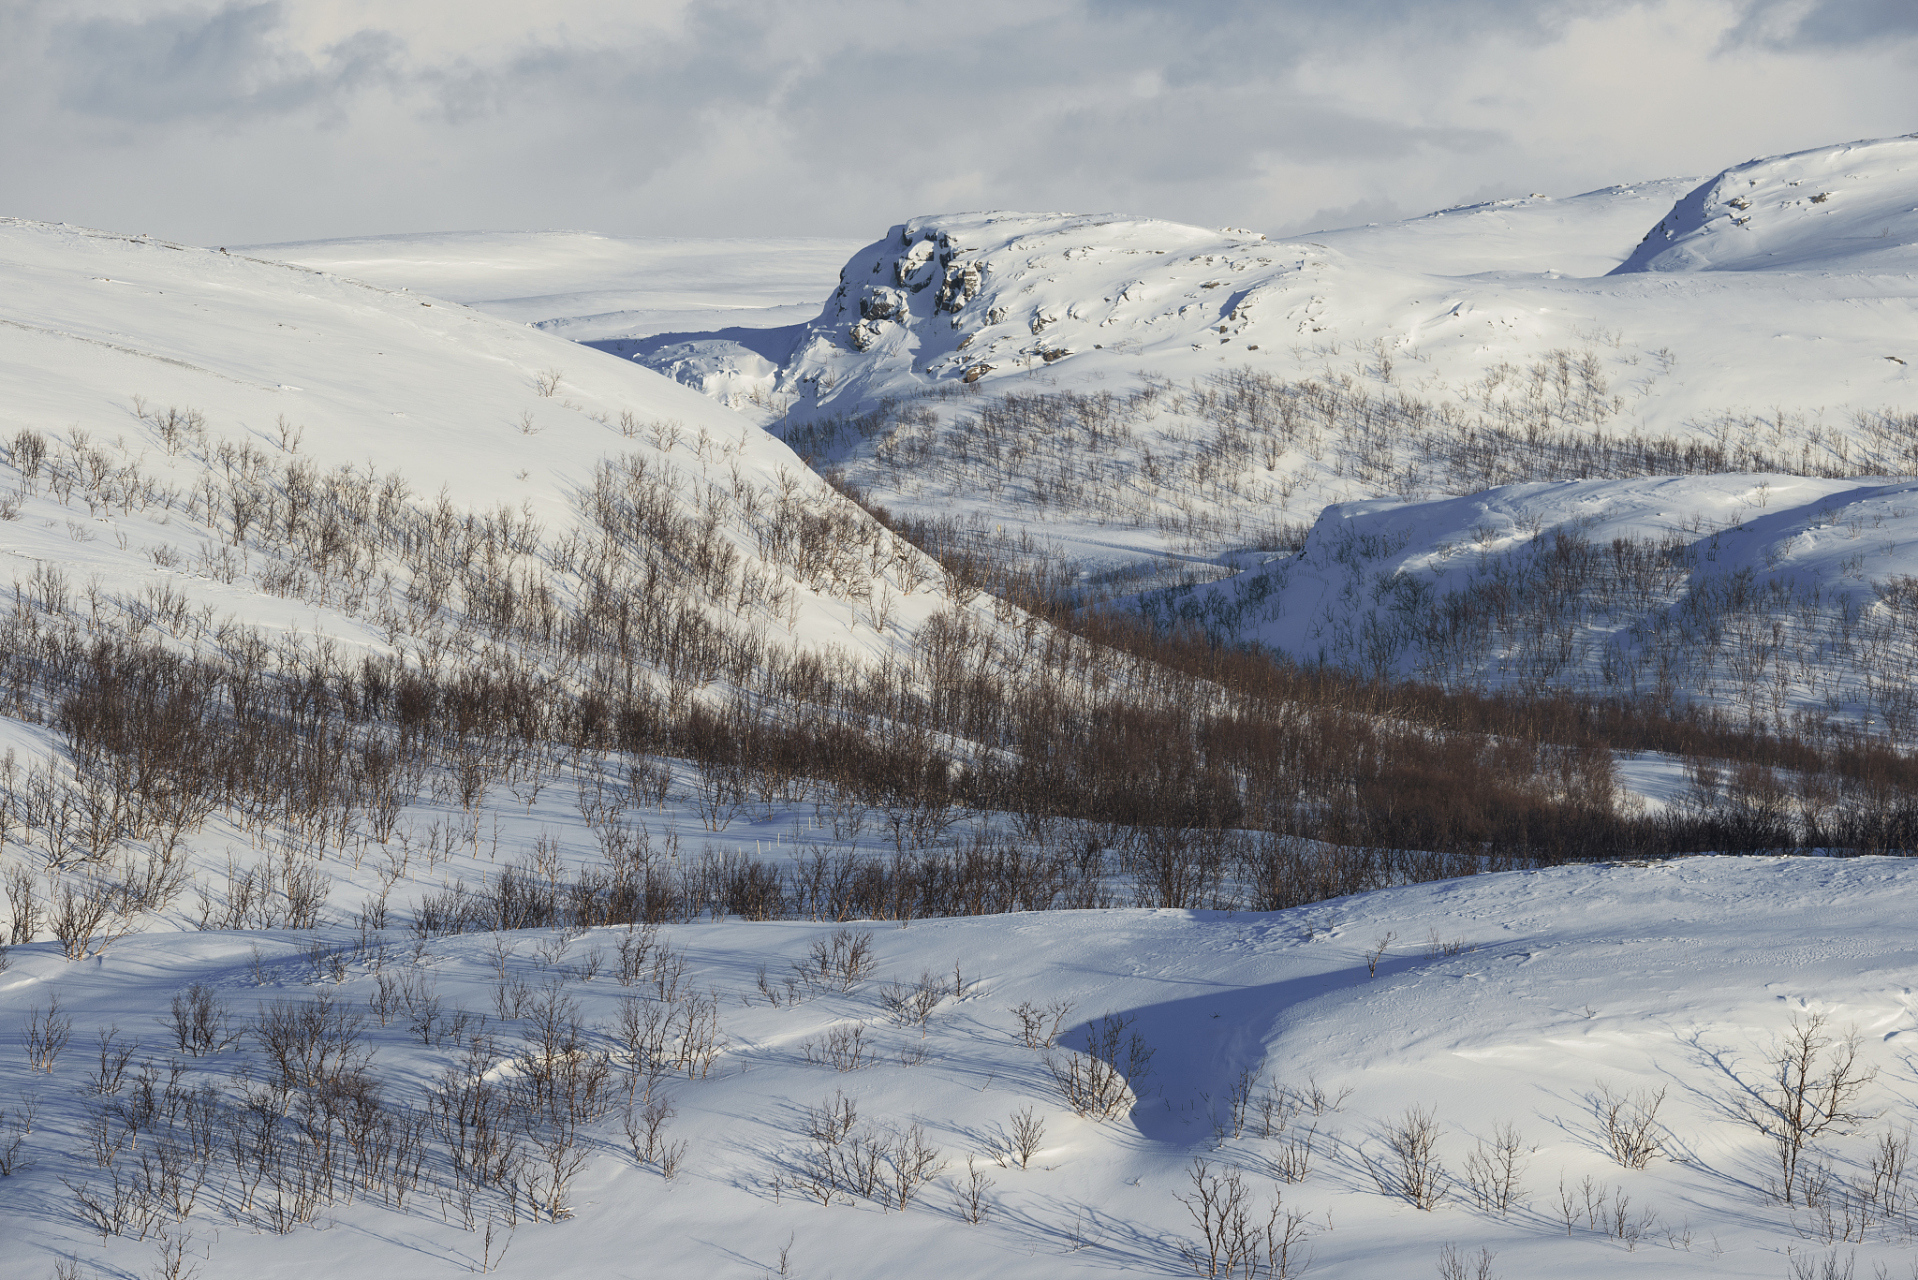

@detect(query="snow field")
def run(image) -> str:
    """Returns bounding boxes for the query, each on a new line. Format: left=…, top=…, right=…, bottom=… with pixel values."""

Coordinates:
left=6, top=856, right=1918, bottom=1278
left=6, top=131, right=1918, bottom=1280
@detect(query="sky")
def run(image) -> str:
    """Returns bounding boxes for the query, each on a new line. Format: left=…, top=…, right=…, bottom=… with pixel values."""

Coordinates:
left=0, top=0, right=1913, bottom=246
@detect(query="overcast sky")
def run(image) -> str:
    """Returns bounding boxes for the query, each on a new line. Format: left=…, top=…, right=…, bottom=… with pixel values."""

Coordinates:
left=1, top=0, right=1913, bottom=246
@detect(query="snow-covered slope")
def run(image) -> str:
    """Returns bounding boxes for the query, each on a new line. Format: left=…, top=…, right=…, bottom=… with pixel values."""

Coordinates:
left=631, top=146, right=1913, bottom=437
left=1307, top=177, right=1701, bottom=278
left=1147, top=473, right=1918, bottom=736
left=608, top=138, right=1914, bottom=583
left=0, top=217, right=964, bottom=679
left=7, top=855, right=1918, bottom=1279
left=1615, top=134, right=1918, bottom=274
left=571, top=136, right=1918, bottom=736
left=242, top=229, right=859, bottom=344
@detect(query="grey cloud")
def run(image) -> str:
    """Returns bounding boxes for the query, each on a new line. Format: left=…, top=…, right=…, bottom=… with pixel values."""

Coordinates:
left=1037, top=93, right=1507, bottom=185
left=1090, top=0, right=1647, bottom=68
left=1725, top=0, right=1918, bottom=48
left=1275, top=195, right=1410, bottom=236
left=1, top=0, right=1910, bottom=246
left=50, top=2, right=397, bottom=123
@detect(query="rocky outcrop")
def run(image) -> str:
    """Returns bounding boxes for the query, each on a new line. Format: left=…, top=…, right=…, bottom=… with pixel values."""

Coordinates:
left=936, top=260, right=982, bottom=312
left=858, top=286, right=905, bottom=320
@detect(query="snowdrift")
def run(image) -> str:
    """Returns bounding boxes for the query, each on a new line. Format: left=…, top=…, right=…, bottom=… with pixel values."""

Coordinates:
left=6, top=856, right=1918, bottom=1278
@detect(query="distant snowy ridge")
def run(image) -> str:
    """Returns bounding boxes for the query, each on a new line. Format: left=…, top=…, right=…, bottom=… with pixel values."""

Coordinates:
left=243, top=229, right=861, bottom=344
left=628, top=136, right=1914, bottom=443
left=1614, top=133, right=1918, bottom=274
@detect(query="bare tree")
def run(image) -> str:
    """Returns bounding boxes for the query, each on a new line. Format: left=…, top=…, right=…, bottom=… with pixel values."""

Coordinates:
left=1460, top=1122, right=1526, bottom=1214
left=4, top=862, right=40, bottom=944
left=1373, top=1106, right=1447, bottom=1210
left=169, top=984, right=237, bottom=1056
left=1736, top=1014, right=1878, bottom=1205
left=621, top=1094, right=676, bottom=1166
left=955, top=1155, right=993, bottom=1223
left=24, top=996, right=73, bottom=1073
left=1045, top=1013, right=1153, bottom=1121
left=1594, top=1082, right=1665, bottom=1170
left=1176, top=1158, right=1304, bottom=1279
left=793, top=929, right=876, bottom=992
left=1008, top=1107, right=1045, bottom=1170
left=878, top=969, right=949, bottom=1029
left=1011, top=999, right=1073, bottom=1050
left=1436, top=1243, right=1498, bottom=1280
left=47, top=873, right=134, bottom=960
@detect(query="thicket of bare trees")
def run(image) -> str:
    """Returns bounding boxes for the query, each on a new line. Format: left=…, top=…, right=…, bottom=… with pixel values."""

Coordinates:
left=1145, top=515, right=1918, bottom=748
left=28, top=910, right=741, bottom=1263
left=4, top=389, right=1918, bottom=959
left=784, top=360, right=1918, bottom=557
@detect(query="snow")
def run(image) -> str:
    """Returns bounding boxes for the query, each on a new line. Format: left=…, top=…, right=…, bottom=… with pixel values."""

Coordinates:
left=5, top=135, right=1918, bottom=1280
left=1614, top=134, right=1918, bottom=275
left=1147, top=473, right=1918, bottom=737
left=7, top=855, right=1918, bottom=1278
left=0, top=216, right=972, bottom=682
left=241, top=230, right=860, bottom=344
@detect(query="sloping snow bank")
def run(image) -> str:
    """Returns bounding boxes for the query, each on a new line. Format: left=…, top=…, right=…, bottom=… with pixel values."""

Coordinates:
left=3, top=855, right=1916, bottom=1278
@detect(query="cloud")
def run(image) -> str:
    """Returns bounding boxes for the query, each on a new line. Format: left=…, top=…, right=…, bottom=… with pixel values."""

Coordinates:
left=0, top=0, right=1912, bottom=245
left=49, top=2, right=398, bottom=123
left=1724, top=0, right=1918, bottom=48
left=1277, top=196, right=1413, bottom=237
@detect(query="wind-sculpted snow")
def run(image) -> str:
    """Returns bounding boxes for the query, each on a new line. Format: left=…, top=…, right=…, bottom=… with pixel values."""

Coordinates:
left=8, top=856, right=1918, bottom=1277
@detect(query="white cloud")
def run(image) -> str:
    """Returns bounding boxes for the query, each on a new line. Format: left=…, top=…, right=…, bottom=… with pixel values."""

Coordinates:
left=0, top=0, right=1911, bottom=244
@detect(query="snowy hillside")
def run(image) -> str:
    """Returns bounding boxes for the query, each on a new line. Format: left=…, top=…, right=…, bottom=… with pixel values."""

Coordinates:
left=607, top=137, right=1914, bottom=584
left=1144, top=473, right=1918, bottom=738
left=1615, top=134, right=1918, bottom=274
left=753, top=134, right=1916, bottom=424
left=0, top=216, right=977, bottom=686
left=554, top=135, right=1918, bottom=736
